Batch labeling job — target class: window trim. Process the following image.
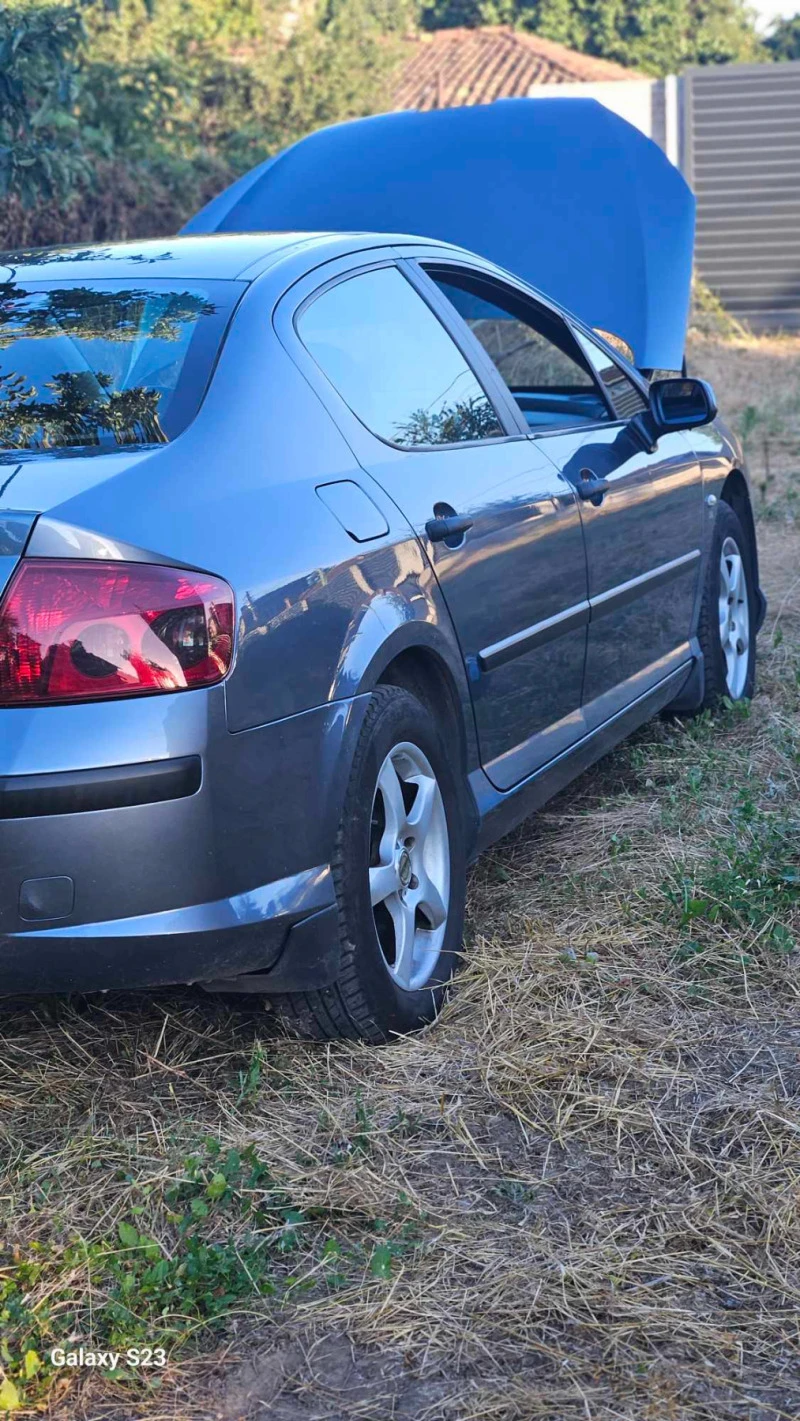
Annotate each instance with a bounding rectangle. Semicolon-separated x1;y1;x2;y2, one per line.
291;258;519;454
399;259;529;438
567;320;651;422
413;260;620;438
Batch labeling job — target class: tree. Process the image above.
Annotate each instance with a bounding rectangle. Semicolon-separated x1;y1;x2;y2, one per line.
420;0;763;76
82;0;411;172
764;13;800;59
0;0;411;237
0;3;90;203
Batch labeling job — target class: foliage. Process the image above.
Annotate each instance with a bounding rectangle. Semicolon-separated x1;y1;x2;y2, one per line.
689;275;749;341
0;2;91;203
396;394;501;444
81;0;403;169
0;0;407;243
764;12;800;60
665;772;800;960
420;0;764;76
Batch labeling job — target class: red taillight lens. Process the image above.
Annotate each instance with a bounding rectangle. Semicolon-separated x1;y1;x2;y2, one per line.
0;560;234;706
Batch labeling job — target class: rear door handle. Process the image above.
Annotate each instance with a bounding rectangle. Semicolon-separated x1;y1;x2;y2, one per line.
425;514;474;545
573;469;610;504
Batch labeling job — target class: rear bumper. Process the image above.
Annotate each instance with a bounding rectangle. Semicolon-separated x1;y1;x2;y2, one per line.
0;687;369;996
0;867;340;996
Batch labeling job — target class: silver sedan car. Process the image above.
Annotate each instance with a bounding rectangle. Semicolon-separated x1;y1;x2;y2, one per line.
0;232;764;1037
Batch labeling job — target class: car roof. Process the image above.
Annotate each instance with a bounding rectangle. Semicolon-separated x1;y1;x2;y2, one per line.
0;231;464;284
0;233;319;283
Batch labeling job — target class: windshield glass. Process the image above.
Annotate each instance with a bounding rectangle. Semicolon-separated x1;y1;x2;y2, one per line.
0;279;239;454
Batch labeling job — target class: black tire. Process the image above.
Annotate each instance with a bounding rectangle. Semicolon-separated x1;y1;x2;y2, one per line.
268;685;468;1042
695;500;757;711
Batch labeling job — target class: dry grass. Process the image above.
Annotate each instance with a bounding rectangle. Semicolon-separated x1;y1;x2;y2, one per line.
1;337;799;1420
687;332;800;520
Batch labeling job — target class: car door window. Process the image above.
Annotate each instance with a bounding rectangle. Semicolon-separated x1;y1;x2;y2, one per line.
572;328;649;421
296;265;504;448
427;269;610;431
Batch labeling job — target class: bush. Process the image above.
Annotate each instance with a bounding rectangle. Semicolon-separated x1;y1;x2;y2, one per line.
0;0;408;246
0;2;91;203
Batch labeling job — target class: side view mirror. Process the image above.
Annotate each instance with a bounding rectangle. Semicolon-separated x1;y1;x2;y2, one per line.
649;377;718;434
630;377;718;453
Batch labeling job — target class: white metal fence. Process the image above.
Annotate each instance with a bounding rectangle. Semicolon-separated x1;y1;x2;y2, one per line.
530;59;800;333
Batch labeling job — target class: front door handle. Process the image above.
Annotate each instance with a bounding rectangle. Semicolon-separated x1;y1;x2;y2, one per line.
573;469;610;505
425;514;474;545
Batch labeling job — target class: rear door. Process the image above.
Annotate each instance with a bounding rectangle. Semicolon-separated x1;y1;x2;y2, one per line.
423;263;702;728
278;254;590;789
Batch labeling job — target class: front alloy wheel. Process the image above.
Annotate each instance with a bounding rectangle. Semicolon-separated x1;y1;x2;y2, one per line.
718;534;750;699
687;498;757;712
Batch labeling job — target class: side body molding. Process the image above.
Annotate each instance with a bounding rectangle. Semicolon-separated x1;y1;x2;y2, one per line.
478;550;702;675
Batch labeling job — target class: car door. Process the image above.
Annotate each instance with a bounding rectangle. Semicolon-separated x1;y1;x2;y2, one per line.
561;327;704;724
280;255;590;789
423;263;703;730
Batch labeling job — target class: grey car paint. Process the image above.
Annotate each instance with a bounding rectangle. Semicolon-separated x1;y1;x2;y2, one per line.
273;248;591;792
0;232;764;996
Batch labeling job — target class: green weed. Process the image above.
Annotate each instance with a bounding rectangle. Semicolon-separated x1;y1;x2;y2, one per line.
664;790;799;960
0;1140;358;1407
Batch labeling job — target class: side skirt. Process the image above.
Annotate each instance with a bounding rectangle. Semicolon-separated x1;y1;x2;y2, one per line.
472;659;693;853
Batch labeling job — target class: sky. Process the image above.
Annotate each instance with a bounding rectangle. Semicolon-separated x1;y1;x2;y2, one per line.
752;0;796;31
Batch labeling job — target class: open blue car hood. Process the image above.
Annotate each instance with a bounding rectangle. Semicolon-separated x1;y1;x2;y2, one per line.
184;98;695;373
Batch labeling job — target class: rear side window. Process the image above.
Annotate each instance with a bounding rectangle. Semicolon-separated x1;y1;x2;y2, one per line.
0;279;239;454
296;266;503;447
428;269;610;431
572;328;649;420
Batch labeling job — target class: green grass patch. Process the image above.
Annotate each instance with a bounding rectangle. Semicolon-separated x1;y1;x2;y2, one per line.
0;1137;423;1409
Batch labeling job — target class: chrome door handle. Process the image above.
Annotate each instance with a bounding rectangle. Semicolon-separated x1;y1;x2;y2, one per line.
573;469;610;505
425;514;474;544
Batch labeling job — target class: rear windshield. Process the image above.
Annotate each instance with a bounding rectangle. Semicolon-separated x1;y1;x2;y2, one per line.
0;278;240;454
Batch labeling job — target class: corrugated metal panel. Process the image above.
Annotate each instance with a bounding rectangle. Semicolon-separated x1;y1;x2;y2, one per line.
685;60;800;332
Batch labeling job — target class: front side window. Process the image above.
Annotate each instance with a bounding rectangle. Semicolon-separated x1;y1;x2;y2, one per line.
296;265;503;448
428;269;610;432
572;328;648;421
0;279;239;454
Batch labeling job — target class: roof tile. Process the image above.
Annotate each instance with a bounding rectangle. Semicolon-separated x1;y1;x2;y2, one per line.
392;27;642;110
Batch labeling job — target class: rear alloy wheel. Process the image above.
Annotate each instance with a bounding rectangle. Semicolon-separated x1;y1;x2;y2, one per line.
271;685;467;1042
693;499;757;709
369;741;451;992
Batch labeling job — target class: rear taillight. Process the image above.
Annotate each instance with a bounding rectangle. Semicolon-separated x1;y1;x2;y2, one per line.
0;560;234;706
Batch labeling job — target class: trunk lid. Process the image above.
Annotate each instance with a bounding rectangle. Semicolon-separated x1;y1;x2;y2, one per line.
0;446;163;598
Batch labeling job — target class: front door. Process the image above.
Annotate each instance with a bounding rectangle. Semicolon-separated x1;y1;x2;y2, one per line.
286;258;590;789
544;328;703;726
422;263;703;734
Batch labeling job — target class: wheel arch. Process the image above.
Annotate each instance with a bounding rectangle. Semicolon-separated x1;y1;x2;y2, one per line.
720;468;755;555
720;467;766;631
377;644;467;769
370;633;481;856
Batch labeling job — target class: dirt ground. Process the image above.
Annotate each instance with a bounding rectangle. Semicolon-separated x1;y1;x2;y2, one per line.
0;336;798;1421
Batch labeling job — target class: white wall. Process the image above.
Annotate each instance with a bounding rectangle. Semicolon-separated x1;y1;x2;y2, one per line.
526;77;682;169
